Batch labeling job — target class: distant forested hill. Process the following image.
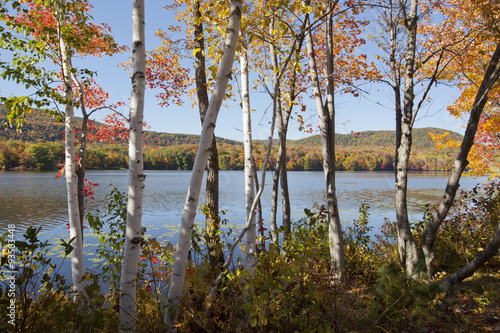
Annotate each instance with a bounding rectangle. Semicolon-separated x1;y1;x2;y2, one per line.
1;106;464;171
1;107;463;148
143;131;241;146
290;128;463;149
1;107;65;142
0;107;240;146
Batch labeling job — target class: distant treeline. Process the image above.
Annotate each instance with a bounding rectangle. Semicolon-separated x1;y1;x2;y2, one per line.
1;108;463;149
1;139;457;172
1;108;461;172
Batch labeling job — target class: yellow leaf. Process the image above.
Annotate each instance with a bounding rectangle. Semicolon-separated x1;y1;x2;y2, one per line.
193;48;201;56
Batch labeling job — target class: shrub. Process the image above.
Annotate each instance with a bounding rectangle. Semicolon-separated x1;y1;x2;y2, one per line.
433;180;500;274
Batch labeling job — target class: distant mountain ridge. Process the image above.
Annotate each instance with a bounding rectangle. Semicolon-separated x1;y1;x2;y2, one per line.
290;128;463;149
1;107;463;148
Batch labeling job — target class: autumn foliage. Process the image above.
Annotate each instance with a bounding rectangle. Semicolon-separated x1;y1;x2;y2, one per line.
423;0;500;176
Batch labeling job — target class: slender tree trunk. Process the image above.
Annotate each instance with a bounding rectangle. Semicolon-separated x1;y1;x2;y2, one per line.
394;0;419;275
251;155;264;250
422;40;500;278
270;136;291;241
385;0;402;177
268;19;292;241
280;144;291;234
304;3;346;279
165;1;242;329
209;81;278;300
269;15;281;244
240;37;256;276
192;0;224;269
58;14;84;298
270;159;281;244
395;123;419;274
324;2;345;279
119;0;146;331
76;104;89;238
280;41;304;238
76;118;87;234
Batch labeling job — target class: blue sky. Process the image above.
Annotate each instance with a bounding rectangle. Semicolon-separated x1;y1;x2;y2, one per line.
2;0;469;141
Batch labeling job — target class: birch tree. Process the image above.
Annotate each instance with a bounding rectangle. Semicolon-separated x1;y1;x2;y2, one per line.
422;23;500;277
267;10;293;242
376;0;448;275
240;34;257;276
393;0;420;275
119;0;146;331
57;12;84;296
253;0;307;243
1;0;125;296
374;0;500;276
165;0;242;328
303;0;346;279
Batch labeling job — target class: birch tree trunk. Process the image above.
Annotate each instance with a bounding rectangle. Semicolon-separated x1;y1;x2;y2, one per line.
422;40;500;278
394;0;419;275
269;31;283;243
192;0;224;269
324;2;345;279
383;0;403;178
119;0;146;331
304;2;346;279
240;37;256;276
268;18;292;242
58;14;84;298
165;1;242;329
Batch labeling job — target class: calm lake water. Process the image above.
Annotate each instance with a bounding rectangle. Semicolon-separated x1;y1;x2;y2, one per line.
0;170;487;241
0;170;488;278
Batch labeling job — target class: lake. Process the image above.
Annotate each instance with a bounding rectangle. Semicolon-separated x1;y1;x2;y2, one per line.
1;170;487;244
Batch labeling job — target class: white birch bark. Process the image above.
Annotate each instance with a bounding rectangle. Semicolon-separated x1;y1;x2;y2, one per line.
165;1;242;329
324;1;346;279
119;0;146;331
58;11;84;298
240;37;256;277
395;0;419;275
304;3;346;279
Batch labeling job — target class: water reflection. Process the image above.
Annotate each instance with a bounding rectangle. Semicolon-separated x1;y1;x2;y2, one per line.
0;170;487;241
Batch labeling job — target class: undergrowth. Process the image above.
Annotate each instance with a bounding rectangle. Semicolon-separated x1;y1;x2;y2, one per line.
1;181;499;332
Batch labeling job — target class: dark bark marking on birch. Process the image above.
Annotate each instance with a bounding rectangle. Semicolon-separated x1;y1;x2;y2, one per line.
132;71;145;81
133;40;143;49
